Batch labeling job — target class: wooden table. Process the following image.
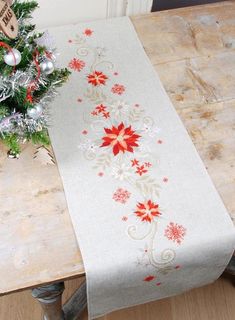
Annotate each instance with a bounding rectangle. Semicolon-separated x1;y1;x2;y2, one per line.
1;1;235;319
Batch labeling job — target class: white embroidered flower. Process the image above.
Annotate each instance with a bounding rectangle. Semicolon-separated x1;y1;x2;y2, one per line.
111;162;131;181
141;124;161;137
109;100;130;117
78;139;99;153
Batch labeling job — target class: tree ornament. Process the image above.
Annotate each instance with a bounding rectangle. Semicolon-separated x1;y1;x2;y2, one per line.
0;0;18;39
0;1;71;156
3;48;21;66
27;104;43;119
40;58;54;75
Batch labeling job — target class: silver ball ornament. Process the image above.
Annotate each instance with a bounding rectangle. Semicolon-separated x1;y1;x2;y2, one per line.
40;59;55;75
4;49;22;66
27;104;43;119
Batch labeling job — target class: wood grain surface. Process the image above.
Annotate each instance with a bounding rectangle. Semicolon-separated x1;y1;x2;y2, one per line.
0;276;235;320
0;1;234;294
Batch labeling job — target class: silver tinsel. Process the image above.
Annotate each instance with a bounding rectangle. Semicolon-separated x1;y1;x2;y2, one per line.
0;15;63;144
0;79;12;102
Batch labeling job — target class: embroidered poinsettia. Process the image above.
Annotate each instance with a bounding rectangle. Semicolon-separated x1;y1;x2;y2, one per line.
102;112;110;119
164;222;186;244
135;200;161;223
84;28;93;36
111;84;125;95
87;71;108;86
100;122;141;156
113;188;131;204
91;104;110;118
68;58;85;72
136;165;148;176
131;158;139;167
96;104;106;113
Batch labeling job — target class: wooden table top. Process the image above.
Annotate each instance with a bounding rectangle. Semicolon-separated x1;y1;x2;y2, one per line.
1;1;235;295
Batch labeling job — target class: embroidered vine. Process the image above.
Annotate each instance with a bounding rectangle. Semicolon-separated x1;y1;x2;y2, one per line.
68;28;187;285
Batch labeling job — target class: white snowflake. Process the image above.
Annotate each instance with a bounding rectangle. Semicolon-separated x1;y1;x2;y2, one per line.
111;162;131;181
109;100;130;118
78;139;99;153
141;123;161;137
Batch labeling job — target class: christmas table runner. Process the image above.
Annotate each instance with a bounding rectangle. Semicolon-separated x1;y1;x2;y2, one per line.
48;17;235;319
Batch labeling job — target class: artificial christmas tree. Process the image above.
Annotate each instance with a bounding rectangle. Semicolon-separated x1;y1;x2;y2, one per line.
0;0;70;157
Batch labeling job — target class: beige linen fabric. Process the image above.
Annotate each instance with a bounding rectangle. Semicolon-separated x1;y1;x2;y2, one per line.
48;17;235;319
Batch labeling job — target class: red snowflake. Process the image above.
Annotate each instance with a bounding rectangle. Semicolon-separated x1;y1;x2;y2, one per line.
111;84;125;95
98;172;104;177
84;28;93;36
136;165;148;176
87;71;108;86
164;222;186;244
101;122;141;156
143;275;155;282
82;130;88;135
135;200;161;223
157;139;163;144
91;110;98;116
156;282;162;286
113;188;131;204
68;58;85;72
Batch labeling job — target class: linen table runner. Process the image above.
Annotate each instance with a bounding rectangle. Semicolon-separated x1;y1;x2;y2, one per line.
48;17;235;319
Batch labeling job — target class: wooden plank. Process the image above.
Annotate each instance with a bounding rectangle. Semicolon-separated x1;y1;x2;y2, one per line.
0;143;85;294
0;1;234;294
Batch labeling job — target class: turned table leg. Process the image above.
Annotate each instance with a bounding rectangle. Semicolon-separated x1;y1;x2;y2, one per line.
226;254;235;276
32;282;65;320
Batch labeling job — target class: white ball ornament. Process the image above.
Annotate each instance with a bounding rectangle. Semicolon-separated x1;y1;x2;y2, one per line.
40;59;55;75
4;49;21;66
27;104;43;120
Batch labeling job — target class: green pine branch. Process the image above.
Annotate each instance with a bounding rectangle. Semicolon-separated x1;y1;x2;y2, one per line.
12;0;38;20
0;1;71;155
1;133;21;155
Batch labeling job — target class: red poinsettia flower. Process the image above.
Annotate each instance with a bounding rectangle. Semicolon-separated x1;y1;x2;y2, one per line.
102;112;110;119
131;158;139;167
95;104;106;113
68;58;85;72
87;71;108;86
136;165;148;176
84;28;93;36
143;275;155;282
100;122;141;156
135;200;161;223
